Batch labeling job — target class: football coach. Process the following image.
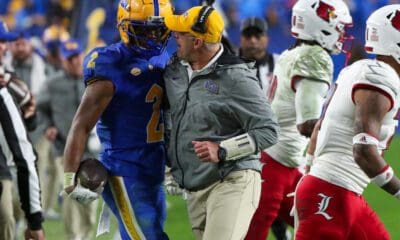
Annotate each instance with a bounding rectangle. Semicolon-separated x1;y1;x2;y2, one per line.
163;6;279;240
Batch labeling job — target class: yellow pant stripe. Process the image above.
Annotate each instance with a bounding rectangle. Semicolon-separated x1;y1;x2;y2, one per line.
110;176;146;240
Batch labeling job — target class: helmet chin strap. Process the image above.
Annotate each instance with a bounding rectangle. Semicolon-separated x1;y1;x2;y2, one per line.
340;34;354;66
343;49;352;66
121;24;170;58
128;38;168;59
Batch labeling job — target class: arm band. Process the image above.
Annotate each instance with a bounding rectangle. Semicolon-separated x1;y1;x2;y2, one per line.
64;172;76;189
220;133;256;161
352;133;379;147
305;153;314;166
370;165;394;187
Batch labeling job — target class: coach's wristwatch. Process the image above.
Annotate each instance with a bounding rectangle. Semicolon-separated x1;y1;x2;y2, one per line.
217;146;227;161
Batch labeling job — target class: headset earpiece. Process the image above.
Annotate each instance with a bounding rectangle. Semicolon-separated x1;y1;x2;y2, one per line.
191;6;214;34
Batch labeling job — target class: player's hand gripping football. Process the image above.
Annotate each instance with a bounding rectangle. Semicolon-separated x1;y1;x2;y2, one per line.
63;177;102;205
63;158;107;205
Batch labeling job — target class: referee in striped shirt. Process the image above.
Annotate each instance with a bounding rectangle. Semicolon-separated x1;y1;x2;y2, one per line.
0;21;44;240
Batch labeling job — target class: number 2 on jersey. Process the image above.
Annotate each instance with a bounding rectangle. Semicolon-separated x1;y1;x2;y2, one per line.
146;84;164;143
86;51;98;69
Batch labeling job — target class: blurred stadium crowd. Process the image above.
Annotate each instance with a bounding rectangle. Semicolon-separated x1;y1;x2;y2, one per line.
0;0;398;48
1;0;400;75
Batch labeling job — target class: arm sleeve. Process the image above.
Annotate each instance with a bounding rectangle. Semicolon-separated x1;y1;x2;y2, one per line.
351;61;399;111
0;88;43;230
295;78;329;124
229;68;279;152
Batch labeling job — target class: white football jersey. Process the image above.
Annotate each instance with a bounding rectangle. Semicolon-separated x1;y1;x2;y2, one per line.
266;44;333;167
311;59;400;194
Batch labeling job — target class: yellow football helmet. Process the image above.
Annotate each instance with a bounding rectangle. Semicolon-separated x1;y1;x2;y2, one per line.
117;0;173;57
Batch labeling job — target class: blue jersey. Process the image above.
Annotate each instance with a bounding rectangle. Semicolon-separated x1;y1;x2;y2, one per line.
83;42;169;179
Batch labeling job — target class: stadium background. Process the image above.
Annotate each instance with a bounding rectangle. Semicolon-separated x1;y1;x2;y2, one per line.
1;0;399;239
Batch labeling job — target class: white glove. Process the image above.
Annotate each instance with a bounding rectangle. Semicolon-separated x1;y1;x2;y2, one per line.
165;172;185;197
67;180;100;205
62;173;101;205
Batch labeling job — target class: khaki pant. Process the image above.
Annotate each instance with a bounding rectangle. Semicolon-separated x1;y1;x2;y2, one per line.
63;197;98;240
186;169;261;240
36;136;60;212
10;167;26;237
0;180;15;240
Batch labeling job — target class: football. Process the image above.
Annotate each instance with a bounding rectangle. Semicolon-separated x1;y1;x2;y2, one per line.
7;77;31;107
76;158;108;192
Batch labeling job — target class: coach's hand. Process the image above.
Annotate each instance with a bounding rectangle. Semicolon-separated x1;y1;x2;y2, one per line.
192;141;219;163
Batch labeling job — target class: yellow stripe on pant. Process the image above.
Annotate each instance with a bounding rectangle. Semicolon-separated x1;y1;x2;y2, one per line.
109;176;146;240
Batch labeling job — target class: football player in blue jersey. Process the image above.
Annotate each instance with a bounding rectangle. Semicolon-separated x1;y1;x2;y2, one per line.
62;0;173;239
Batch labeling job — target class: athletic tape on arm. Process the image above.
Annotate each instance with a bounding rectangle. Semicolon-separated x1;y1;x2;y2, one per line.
220;133;256;161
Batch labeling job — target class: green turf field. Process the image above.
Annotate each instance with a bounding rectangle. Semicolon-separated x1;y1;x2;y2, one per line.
42;138;400;240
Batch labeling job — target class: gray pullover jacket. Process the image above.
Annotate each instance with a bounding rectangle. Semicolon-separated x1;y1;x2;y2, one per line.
36;71;85;156
164;48;279;191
